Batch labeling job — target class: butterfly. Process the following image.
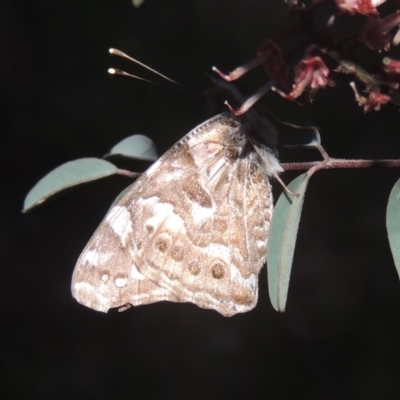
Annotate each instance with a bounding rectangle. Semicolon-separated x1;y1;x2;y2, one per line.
72;52;282;316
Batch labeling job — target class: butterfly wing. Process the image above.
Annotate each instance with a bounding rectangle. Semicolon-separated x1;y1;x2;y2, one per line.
71;203;180;312
72;113;275;316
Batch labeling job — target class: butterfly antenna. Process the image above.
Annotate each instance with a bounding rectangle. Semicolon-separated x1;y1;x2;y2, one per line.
108;68;154;84
109;48;181;86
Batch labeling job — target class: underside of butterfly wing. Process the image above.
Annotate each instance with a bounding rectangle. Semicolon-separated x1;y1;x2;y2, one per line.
72;113;277;316
71;206;180;312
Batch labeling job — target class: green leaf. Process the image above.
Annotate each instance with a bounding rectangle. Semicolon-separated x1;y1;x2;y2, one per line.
267;173;310;312
23;158;118;212
107;134;158;161
386;178;400;280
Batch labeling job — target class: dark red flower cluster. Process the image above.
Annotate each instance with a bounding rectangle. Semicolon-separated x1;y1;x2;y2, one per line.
212;0;400;114
273;56;330;100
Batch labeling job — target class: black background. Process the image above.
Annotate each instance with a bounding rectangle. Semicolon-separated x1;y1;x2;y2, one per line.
3;1;400;399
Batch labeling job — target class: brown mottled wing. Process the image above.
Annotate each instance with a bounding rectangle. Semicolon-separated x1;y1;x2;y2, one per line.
72;113;274;316
71;205;180;312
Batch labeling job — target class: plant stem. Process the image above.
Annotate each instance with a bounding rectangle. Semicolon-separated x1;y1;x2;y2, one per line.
282;159;400;171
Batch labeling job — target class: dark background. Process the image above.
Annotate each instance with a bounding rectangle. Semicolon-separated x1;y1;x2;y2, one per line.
3;1;400;399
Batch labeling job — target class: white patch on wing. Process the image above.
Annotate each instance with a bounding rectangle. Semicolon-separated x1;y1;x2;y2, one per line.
82;250;113;267
256;240;267;249
131;264;146;280
82;249;99;266
106;206;133;246
191;202;214;224
230;264;257;291
144;200;184;234
115;277;128;287
163;212;184;233
74;282;94;292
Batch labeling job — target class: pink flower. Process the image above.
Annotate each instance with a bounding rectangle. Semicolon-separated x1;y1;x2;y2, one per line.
382;57;400;77
212;40;289;89
334;0;386;15
274;56;330;100
350;82;391;112
361;11;400;51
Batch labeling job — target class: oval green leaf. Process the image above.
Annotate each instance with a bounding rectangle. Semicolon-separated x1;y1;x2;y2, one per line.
107;134;158;161
23;158;118;212
267;173;310;312
386;178;400;280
